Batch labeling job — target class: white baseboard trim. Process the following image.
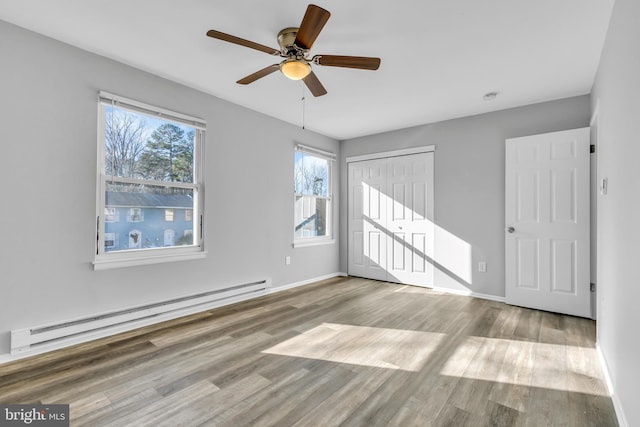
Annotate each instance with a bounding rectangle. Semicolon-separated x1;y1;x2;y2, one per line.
268;272;348;294
596;343;629;427
431;286;506;303
0;286;270;366
0;272;348;366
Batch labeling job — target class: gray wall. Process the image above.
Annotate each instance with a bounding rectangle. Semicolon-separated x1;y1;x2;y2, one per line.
0;21;340;356
340;96;591;298
591;0;640;424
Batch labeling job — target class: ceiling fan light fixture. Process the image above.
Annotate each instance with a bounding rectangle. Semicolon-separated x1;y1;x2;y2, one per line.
280;59;311;80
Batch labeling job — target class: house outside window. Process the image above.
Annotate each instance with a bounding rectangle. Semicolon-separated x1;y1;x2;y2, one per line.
103;194;195;252
95;92;206;270
294;144;335;246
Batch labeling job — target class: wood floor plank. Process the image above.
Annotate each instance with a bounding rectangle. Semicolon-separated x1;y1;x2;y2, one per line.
0;277;618;426
154;373;273;427
73;387;164;426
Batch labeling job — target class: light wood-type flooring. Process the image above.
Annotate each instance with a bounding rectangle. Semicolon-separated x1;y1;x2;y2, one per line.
0;277;618;426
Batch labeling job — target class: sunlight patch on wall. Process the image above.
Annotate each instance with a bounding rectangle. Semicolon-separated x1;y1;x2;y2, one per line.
434;224;473;284
263;323;446;372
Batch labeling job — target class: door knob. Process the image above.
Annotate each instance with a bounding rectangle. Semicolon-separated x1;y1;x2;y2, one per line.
506;226;515;233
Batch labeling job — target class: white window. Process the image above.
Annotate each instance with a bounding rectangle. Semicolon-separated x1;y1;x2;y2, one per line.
104;207;119;222
294;144;335;246
104;233;117;248
184;209;193;222
95;92;206;270
127;208;144;222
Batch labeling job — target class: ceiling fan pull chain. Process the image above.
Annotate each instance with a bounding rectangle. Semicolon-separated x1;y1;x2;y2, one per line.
301;84;306;130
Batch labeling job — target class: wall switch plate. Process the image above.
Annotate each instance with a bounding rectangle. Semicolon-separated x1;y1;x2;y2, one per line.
478;262;487;273
285;256;291;265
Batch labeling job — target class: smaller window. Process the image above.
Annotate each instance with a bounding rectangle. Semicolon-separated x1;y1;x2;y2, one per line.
128;208;143;222
294;145;335;246
105;207;119;222
164;209;174;222
184;209;193;222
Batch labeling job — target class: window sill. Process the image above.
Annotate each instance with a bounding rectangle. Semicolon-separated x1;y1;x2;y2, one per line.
293;239;336;248
94;250;207;270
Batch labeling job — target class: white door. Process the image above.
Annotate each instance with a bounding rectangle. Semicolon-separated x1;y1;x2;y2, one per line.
386;154;434;286
505;128;590;317
348;151;434;286
129;230;142;249
348;159;388;281
164;229;176;246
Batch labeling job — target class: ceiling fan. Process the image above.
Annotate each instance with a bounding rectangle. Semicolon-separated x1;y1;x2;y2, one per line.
206;4;381;97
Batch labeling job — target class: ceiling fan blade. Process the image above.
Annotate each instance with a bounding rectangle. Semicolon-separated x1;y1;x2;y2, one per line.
294;4;331;50
303;71;327;97
237;64;280;85
316;55;381;70
206;30;280;55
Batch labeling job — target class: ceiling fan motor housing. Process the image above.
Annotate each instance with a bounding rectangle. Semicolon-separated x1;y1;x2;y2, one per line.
277;27;301;52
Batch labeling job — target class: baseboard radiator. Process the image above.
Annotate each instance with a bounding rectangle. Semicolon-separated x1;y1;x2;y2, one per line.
10;279;270;355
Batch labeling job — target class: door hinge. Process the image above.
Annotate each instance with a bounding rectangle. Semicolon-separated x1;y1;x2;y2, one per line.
590;144;596;154
590;283;596;292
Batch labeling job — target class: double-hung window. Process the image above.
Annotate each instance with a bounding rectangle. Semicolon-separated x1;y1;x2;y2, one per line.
94;92;206;269
294;144;335;246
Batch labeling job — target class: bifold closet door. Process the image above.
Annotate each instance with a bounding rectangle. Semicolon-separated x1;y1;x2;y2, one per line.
348;158;388;281
348;152;434;286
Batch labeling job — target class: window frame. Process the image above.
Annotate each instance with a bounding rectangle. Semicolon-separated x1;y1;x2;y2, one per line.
293;144;335;247
94;92;207;270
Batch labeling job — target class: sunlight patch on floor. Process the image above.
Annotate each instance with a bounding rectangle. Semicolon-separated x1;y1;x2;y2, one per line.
263;323;446;372
440;336;608;396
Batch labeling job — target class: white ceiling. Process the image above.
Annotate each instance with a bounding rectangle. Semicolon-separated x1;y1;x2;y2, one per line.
0;0;614;140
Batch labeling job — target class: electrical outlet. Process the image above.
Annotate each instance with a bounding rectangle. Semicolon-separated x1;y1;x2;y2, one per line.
478;262;487;273
600;177;608;195
285;256;291;265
